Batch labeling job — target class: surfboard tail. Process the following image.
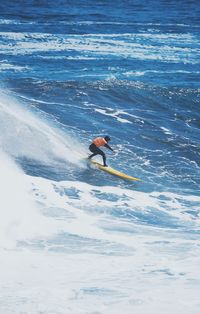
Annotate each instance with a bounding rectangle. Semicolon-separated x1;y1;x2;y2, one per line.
90;160;141;181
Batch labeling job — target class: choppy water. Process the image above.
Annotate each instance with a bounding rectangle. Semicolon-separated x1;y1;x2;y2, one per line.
0;1;200;313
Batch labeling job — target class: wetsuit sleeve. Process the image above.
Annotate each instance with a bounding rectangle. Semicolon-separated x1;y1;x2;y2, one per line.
104;143;114;151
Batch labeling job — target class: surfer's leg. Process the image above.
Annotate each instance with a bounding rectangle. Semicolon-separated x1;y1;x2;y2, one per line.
98;149;107;167
88;153;97;159
102;154;107;167
88;145;107;166
88;144;98;160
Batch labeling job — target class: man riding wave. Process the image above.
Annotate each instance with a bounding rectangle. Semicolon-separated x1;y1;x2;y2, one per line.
88;136;114;167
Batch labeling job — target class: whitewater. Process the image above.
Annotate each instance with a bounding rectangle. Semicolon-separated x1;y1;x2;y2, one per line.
0;0;200;313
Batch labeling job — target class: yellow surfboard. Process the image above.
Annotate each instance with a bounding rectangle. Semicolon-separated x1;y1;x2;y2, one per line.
90;160;141;181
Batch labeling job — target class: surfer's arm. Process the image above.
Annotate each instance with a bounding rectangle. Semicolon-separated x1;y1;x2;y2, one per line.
104;143;114;151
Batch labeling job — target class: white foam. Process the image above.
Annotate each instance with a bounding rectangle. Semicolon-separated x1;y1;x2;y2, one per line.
1;171;199;312
0;138;199;313
0;245;199;314
0;150;56;248
124;70;200;77
0;19;36;25
0;31;198;64
30;175;200;236
0;62;29;72
95;108;132;124
160;127;173;135
0;91;86;166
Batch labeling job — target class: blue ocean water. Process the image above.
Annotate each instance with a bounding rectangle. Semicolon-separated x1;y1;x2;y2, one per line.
0;1;200;313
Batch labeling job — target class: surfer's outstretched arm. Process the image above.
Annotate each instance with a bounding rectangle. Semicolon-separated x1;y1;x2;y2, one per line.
104;143;114;152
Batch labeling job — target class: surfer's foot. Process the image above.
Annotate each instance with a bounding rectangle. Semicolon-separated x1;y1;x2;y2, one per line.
103;164;108;167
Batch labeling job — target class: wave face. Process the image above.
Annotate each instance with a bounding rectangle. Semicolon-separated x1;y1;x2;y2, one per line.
0;1;200;313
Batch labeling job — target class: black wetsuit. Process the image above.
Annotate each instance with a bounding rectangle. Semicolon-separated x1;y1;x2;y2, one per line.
88;143;113;166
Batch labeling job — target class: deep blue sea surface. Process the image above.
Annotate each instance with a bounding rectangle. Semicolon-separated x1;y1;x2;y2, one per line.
0;1;200;313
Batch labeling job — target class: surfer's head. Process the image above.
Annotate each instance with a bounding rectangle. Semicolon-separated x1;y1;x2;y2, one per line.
104;136;111;142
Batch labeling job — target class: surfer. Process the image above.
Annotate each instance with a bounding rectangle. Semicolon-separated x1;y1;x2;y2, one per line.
88;136;114;167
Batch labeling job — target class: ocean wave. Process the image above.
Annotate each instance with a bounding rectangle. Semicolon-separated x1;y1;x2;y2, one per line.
0;61;29;72
0;18;37;25
0;31;199;64
0;91;85;166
